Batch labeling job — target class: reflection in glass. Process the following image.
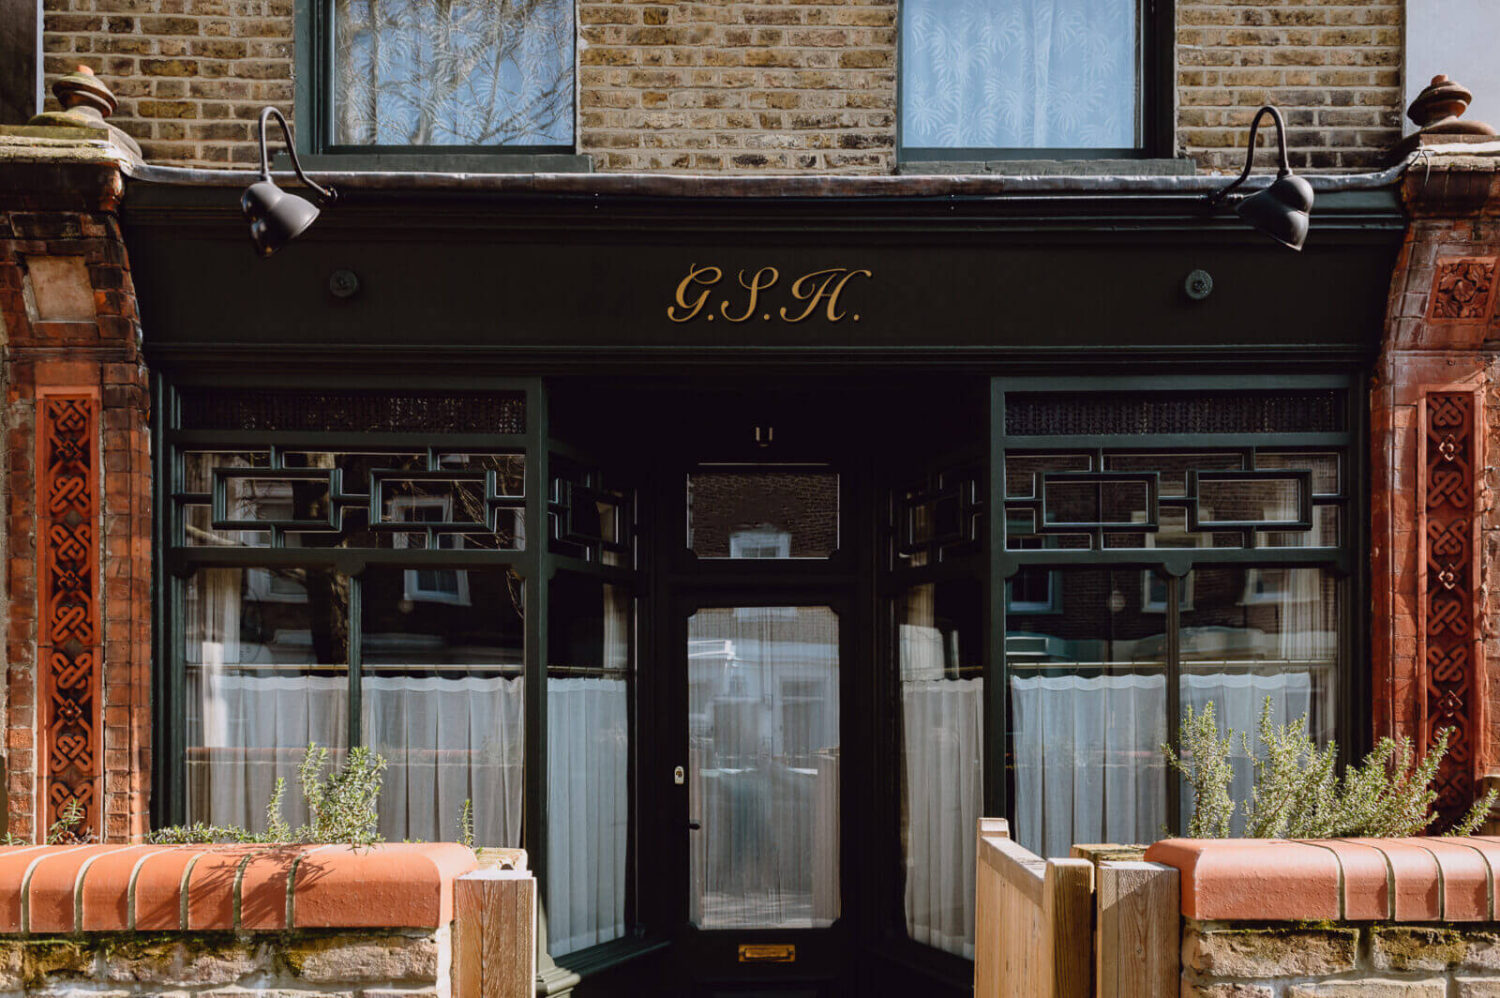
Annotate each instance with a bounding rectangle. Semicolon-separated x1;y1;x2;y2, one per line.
547;575;632;957
1004;454;1090;498
359;567;524;848
688;471;838;559
1178;567;1338;835
688;606;840;929
1008;569;1167;859
333;0;574;146
1104;452;1243;497
185;567;350;831
899;581;982;957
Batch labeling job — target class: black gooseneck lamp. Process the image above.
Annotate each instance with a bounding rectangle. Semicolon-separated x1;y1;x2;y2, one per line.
1206;105;1314;251
242;107;337;257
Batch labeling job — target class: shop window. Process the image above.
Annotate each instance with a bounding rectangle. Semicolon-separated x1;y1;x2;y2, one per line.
998;382;1356;860
309;0;574;149
900;0;1150;158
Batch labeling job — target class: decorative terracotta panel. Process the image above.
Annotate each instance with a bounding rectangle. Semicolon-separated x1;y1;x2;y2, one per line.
37;394;100;840
1420;391;1480;822
1429;258;1497;322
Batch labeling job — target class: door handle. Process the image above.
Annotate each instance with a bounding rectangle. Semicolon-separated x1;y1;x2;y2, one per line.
688;819;702;831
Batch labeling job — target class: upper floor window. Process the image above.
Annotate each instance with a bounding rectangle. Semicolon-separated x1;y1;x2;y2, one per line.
900;0;1144;156
322;0;574;148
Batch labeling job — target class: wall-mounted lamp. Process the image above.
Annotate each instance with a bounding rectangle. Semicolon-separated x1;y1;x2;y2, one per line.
241;107;337;257
1206;105;1314;251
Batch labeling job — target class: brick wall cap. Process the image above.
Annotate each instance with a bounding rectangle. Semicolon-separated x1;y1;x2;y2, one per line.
0;843;478;933
1145;837;1500;923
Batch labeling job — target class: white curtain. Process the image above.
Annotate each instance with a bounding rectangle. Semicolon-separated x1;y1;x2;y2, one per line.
1181;671;1315;837
688;607;840;930
901;677;983;958
546;678;628;957
362;674;524;846
187;568;350;830
901;0;1138;149
1011;673;1167;860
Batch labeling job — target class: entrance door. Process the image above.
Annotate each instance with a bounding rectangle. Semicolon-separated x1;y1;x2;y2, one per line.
674;595;850;997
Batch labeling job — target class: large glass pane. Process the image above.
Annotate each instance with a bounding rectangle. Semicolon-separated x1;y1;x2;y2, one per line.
1179;566;1339;835
899;580;982;958
185;567;350;831
688;606;840;929
1007;568;1167;859
687;470;839;559
359;567;524;847
901;0;1139;150
333;0;574;145
547;575;632;957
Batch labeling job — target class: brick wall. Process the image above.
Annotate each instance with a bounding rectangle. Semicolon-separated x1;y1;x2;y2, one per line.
0;161;153;842
1184;921;1500;997
1178;0;1403;171
577;0;896;173
38;0;1408;173
1370;156;1500;812
40;0;294;167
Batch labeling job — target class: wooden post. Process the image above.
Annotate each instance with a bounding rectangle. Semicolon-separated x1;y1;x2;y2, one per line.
453;869;536;998
1095;861;1179;998
1046;858;1094;998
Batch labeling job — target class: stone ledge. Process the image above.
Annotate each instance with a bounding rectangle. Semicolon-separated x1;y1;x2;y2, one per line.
1146;837;1500;921
0;843;479;934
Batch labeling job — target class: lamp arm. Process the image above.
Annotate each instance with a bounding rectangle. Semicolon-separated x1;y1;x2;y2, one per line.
1206;105;1289;207
256;106;337;204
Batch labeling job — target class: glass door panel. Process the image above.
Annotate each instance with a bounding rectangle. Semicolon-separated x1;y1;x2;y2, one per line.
687;605;840;929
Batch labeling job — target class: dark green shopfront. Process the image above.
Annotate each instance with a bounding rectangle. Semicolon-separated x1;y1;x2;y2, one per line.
124;176;1401;997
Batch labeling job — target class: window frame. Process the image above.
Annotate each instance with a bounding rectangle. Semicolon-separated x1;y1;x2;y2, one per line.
294;0;579;156
895;0;1177;162
990;373;1368;843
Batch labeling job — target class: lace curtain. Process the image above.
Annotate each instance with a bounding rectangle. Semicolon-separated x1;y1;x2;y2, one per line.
546;584;631;958
185;568;525;846
898;585;983;959
688;607;841;930
333;0;573;145
901;0;1139;149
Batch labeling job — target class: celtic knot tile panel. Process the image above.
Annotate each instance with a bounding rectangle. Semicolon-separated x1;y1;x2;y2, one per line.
1421;392;1478;822
38;396;99;841
1429;258;1497;322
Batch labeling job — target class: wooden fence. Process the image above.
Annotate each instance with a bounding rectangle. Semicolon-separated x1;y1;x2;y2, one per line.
974;819;1179;998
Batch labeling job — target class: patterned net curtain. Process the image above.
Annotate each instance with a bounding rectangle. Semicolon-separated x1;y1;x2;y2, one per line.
901;0;1139;149
333;0;573;145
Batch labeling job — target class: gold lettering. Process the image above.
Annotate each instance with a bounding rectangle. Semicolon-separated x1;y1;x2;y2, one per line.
777;267;873;323
720;267;780;322
667;264;722;322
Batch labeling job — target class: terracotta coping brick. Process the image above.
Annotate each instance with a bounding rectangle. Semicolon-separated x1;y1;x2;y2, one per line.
1145;837;1500;922
291;843;480;929
0;843;478;933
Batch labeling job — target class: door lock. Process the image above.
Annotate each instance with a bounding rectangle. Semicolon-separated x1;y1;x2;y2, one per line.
673;765;685;785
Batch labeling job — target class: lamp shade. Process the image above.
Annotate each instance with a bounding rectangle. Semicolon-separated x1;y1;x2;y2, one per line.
1233;170;1314;251
242;179;320;258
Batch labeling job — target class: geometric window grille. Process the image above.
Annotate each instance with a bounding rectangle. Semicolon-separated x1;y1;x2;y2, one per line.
179;450;525;548
895;461;983;566
549;457;633;566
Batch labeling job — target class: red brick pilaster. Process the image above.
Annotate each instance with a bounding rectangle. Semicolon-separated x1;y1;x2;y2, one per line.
1372;158;1500;822
0;162;152;842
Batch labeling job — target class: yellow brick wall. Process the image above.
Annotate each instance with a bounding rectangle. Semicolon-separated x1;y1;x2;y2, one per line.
40;0;1405;172
577;0;897;173
1177;0;1404;171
